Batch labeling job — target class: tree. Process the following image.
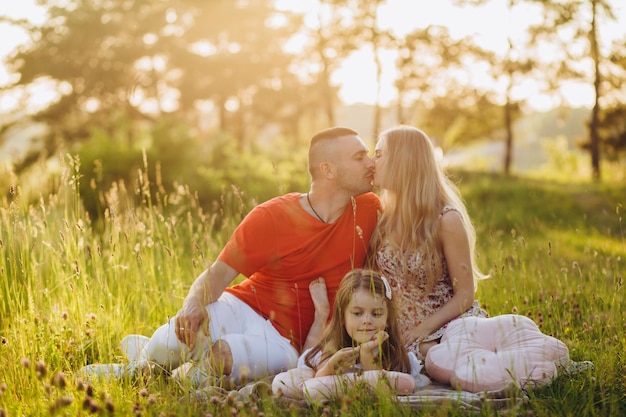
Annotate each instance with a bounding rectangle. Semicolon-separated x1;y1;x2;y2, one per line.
3;0;303;162
346;0;395;137
449;0;535;175
527;0;618;181
165;0;302;148
595;36;626;163
287;0;363;127
394;26;464;128
416;84;504;152
488;33;533;176
393;25;501;150
6;1;171;146
598;105;626;160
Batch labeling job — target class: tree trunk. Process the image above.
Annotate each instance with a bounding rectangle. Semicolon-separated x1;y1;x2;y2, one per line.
217;97;227;132
503;52;515;176
503;100;513;176
372;45;383;138
589;0;601;181
317;27;335;127
396;91;405;124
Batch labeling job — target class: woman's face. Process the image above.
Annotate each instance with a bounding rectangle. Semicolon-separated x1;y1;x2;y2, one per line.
372;136;387;189
343;288;388;344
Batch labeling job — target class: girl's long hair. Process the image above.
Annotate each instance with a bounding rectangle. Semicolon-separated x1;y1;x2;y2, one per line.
369;125;488;292
304;269;411;373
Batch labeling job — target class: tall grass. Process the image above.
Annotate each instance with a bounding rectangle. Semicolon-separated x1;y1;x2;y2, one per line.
0;157;624;416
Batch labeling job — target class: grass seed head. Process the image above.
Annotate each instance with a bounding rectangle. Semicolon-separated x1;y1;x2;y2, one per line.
35;360;47;378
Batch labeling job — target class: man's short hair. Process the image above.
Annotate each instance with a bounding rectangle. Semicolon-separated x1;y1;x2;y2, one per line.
310;127;359;147
308;127;359;179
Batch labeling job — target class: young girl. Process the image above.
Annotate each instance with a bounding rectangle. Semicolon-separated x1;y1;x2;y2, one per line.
370;125;489;360
272;269;429;402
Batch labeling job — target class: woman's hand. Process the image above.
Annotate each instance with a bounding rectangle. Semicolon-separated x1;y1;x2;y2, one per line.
402;325;430;347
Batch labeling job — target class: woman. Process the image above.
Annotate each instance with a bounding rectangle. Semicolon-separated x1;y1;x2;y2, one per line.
370;125;489;360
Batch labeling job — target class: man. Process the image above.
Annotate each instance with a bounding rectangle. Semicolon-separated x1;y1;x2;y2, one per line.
122;127;379;385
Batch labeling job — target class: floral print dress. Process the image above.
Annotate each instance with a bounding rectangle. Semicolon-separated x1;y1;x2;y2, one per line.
375;206;488;359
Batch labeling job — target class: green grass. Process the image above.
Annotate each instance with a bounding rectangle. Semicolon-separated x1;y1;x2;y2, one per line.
0;161;624;416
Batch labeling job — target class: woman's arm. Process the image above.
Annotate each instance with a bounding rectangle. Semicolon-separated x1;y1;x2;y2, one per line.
404;210;476;344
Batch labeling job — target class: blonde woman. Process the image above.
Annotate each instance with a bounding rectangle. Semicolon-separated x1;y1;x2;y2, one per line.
370;125;489;360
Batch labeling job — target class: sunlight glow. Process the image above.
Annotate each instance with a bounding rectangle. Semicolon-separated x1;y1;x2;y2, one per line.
281;0;625;110
0;0;625;114
84;98;100;113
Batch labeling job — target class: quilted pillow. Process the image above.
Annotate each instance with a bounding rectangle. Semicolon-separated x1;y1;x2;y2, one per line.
425;314;569;393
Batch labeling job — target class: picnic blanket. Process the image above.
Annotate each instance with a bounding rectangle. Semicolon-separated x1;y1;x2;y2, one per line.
189;378;526;414
397;383;527;413
225;360;591;414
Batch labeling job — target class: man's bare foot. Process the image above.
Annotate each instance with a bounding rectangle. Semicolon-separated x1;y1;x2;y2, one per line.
309;277;330;319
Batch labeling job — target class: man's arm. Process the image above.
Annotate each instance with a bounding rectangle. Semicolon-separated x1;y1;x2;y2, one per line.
175;260;239;348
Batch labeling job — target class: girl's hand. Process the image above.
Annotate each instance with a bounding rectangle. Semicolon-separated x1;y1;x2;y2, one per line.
323;347;361;375
359;331;389;370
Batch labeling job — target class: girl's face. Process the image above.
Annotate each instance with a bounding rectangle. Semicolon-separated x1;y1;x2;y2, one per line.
372;136;387;189
343;288;388;344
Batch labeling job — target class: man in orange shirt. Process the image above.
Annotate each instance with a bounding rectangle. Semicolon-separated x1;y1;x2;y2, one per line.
135;127;381;386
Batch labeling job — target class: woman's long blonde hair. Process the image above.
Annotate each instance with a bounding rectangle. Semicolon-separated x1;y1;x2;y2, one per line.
369;125;487;291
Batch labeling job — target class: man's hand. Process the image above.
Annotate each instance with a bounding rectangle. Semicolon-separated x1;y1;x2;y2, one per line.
174;296;209;349
173;261;238;349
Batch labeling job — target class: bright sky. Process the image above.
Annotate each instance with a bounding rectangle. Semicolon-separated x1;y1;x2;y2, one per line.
333;0;625;110
1;0;625;113
0;0;47;113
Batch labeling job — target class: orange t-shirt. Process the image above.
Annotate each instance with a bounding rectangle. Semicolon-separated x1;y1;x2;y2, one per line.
221;192;381;352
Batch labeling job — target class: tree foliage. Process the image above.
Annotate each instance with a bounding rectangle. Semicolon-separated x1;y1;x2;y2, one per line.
76;117;309;223
2;0;624;192
6;0;304;150
525;0;619;180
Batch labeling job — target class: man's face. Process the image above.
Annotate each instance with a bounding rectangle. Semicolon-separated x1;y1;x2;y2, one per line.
332;135;375;196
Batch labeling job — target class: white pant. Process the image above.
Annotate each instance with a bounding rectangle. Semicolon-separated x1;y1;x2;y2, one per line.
142;293;298;381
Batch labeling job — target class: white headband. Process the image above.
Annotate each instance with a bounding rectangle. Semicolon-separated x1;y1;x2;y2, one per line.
380;275;392;300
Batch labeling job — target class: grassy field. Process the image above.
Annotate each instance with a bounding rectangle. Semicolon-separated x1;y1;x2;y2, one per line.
0;162;624;416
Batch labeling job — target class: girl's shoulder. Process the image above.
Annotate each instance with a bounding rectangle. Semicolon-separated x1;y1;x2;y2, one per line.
297;347;325;369
297;347;315;369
